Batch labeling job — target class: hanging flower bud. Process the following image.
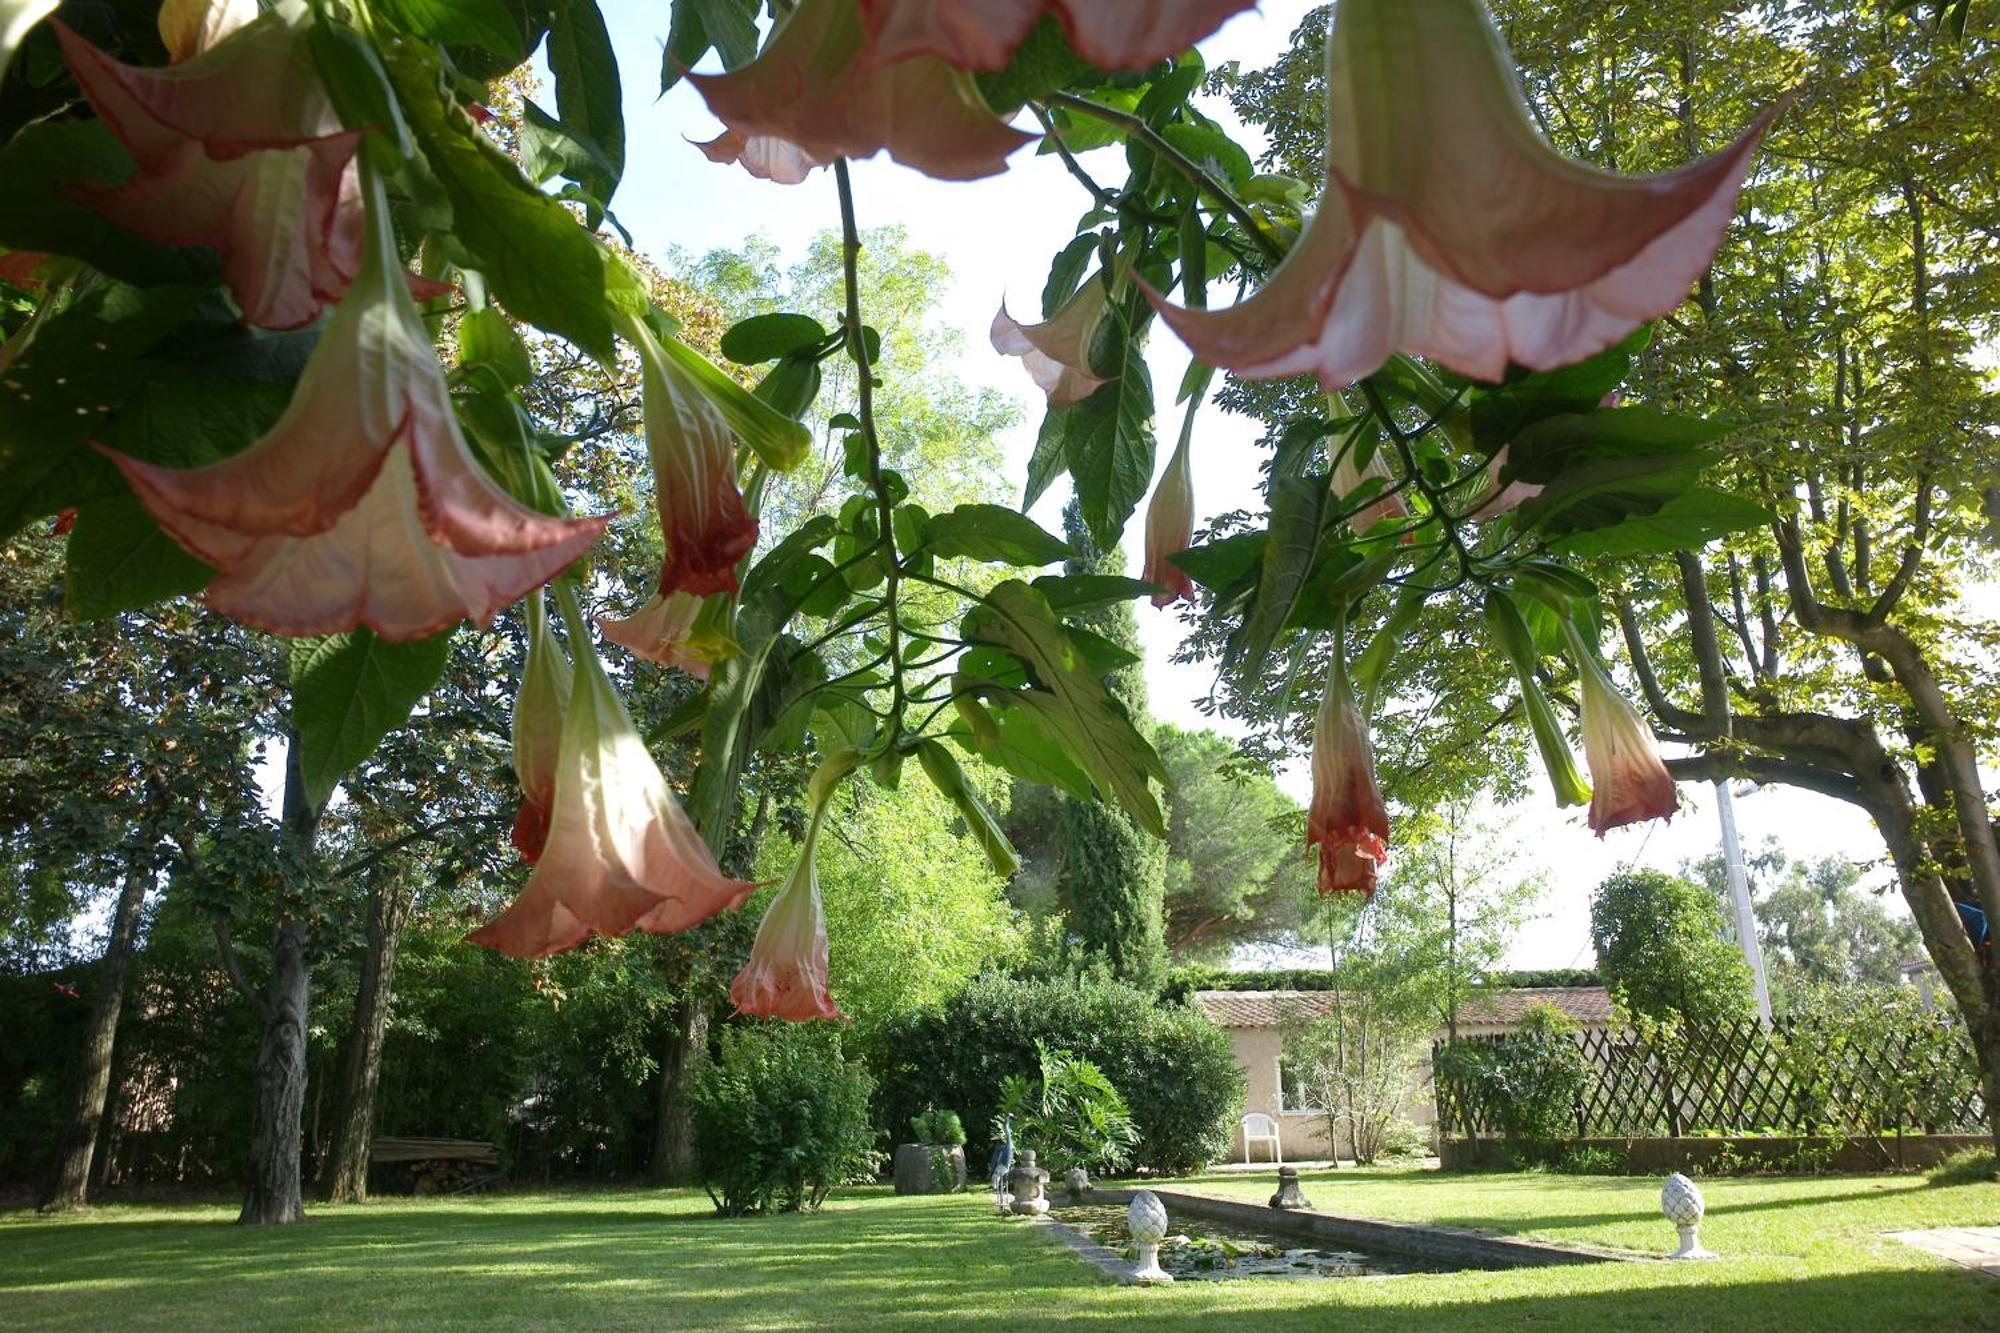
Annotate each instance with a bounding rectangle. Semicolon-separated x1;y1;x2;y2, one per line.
1150;0;1787;389
597;590;739;678
1466;444;1544;520
1142;425;1196;608
730;750;860;1021
55;15;366;330
690;0;1034;183
858;0;1258;73
1332;435;1408;534
104;162;608;641
510;590;569;864
1563;623;1678;834
156;0;259;60
622;312;759;599
991;276;1111;407
471;592;761;957
1307;644;1389;895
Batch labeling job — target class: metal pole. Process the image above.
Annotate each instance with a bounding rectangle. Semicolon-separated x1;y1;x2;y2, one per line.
1714;779;1773;1025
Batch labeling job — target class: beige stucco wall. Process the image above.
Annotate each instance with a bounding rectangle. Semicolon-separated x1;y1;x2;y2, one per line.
1222;1026;1439;1162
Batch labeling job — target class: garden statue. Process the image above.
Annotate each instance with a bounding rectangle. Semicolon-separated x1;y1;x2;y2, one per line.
1064;1167;1090;1203
1006;1150;1049;1217
1125;1191;1173;1285
1269;1165;1313;1211
1661;1173;1716;1260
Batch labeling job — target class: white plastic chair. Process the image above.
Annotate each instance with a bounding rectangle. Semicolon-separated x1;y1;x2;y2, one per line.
1240;1112;1282;1164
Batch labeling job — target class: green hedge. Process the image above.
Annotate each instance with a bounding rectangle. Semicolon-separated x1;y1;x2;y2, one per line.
871;975;1243;1175
1161;965;1601;1001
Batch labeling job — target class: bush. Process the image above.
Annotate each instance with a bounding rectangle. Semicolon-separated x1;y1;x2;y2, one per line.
995;1045;1138;1174
691;1023;876;1216
910;1109;965;1146
871;974;1243;1174
1435;1002;1589;1158
1927;1147;1997;1187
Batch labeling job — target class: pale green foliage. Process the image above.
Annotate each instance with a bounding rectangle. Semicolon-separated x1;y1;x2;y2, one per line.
1591;869;1758;1028
752;769;1023;1033
994;1043;1138;1175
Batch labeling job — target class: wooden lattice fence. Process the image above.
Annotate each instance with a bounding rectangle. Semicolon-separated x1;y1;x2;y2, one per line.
1434;1015;1987;1140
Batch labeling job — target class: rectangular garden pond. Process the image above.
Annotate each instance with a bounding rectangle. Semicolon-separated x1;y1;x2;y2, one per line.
1041;1186;1641;1282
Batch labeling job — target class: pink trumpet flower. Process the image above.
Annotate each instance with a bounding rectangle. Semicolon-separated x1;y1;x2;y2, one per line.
598;590;732;678
510;590;569;864
730;752;857;1021
1332;438;1407;534
858;0;1258;72
990;277;1110;407
694;129;829;185
1151;0;1787;388
471;596;761;958
1307;648;1389;896
690;0;1035;182
1564;625;1679;834
1142;427;1196;608
623;314;759;599
105;165;607;641
55;15;366;330
1466;444;1543;519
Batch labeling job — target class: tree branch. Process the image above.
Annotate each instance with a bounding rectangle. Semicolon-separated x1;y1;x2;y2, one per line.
211;917;269;1021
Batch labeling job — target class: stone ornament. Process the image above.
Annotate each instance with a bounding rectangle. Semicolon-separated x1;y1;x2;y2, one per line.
1125;1189;1174;1285
1661;1172;1716;1260
1007;1149;1049;1217
1065;1166;1090;1202
1269;1164;1313;1211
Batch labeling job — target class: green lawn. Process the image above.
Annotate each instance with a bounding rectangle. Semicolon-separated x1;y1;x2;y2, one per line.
1;1168;1995;1330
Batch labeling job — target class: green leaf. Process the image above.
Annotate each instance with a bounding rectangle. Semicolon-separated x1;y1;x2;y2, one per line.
922;504;1072;566
1067;326;1155;548
547;0;624;213
518;99;616;191
964;581;1167;835
387;41;618;359
1160;124;1253;189
916;739;1020;878
0;283;213;542
458;307;535;386
721;312;828;364
1554;488;1775;558
1030;573;1155;613
374;0;523;58
1504;407;1733;483
0;121;218;287
1469;327;1650;449
948;690;1095;801
1513;452;1712;536
975;13;1091;112
655;332;812;471
752;354;821;419
288;628;454;809
63;493;213;619
1023;405;1074;510
1172;531;1266;593
1237;473;1323;678
308;19;414;167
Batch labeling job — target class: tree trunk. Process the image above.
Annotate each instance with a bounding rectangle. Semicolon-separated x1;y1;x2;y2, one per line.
240;917;311;1225
41;865;153;1211
239;741;321;1226
651;997;709;1185
319;878;411;1204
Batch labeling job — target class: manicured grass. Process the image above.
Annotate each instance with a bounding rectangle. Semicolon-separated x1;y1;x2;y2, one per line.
1;1168;1995;1330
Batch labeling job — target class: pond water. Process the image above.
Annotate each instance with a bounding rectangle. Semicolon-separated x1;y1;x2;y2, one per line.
1048;1203;1447;1282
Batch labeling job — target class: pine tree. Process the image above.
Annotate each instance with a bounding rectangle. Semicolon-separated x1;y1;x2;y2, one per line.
1056;501;1167;989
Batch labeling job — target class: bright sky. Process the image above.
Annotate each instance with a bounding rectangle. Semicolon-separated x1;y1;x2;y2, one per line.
575;0;1901;972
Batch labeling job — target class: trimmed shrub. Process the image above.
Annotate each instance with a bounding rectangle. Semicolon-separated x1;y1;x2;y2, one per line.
871;974;1242;1174
691;1023;876;1215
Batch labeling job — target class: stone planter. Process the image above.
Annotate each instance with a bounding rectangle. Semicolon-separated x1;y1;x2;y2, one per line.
892;1143;967;1194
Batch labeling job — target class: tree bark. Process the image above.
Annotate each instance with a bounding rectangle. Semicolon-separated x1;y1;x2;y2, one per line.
650;997;709;1185
41;864;153;1211
238;742;321;1226
318;877;412;1204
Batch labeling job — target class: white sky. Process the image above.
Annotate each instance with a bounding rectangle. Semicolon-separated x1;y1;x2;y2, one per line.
566;0;1901;971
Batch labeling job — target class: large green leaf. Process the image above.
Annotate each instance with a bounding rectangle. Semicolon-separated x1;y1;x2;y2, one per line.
0;283;211;542
63;494;213;619
660;0;761;92
547;0;624;214
1030;573;1155;613
720;312;827;364
1554;488;1775;558
963;581;1167;835
1469;327;1651;450
1237;473;1323;677
948;690;1095;801
922;504;1071;566
375;0;523;59
1514;452;1713;536
1172;531;1266;594
388;41;618;359
289;629;455;808
1023;405;1073;510
1504;407;1732;483
1067;324;1156;548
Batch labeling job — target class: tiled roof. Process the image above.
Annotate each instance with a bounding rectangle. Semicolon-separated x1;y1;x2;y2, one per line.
1192;986;1615;1032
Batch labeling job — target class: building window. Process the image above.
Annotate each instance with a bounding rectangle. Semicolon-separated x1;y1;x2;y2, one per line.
1275;1059;1327;1115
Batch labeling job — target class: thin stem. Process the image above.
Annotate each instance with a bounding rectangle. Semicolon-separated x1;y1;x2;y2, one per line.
833;159;906;742
1045;90;1286;267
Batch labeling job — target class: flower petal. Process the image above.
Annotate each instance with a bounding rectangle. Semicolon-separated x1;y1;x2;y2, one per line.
473;638;760;957
1150;0;1786;388
1569;631;1678;834
1141;431;1195;608
991;278;1110;406
511;590;569;864
859;0;1257;72
690;0;1035;182
693;129;828;185
156;0;261;61
597;592;727;678
730;859;844;1022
